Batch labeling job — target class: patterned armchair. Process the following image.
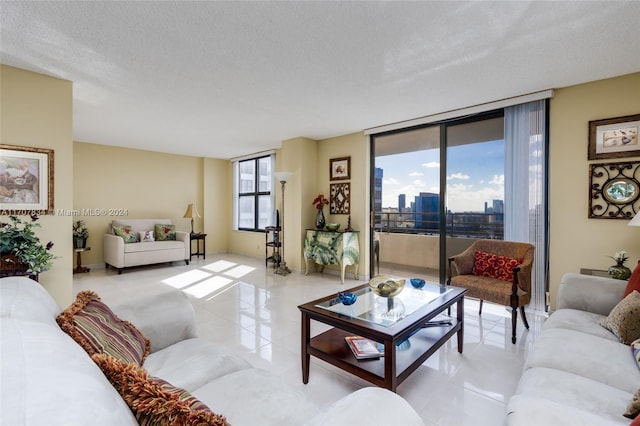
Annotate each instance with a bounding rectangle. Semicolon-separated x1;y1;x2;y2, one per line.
447;239;535;344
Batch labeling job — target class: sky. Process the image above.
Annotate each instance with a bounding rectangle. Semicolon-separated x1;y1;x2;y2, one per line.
377;140;504;213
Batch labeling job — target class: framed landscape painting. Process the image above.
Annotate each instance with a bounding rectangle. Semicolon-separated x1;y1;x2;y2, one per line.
0;144;54;214
589;114;640;160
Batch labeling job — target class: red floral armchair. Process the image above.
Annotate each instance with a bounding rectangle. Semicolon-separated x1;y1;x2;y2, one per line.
447;239;535;344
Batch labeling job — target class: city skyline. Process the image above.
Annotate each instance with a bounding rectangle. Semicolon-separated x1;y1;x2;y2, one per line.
376;139;505;213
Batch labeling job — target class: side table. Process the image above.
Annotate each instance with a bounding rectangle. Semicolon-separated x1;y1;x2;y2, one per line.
73;247;91;274
190;233;207;259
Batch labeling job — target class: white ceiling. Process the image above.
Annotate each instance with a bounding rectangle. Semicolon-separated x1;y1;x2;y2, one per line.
2;1;639;159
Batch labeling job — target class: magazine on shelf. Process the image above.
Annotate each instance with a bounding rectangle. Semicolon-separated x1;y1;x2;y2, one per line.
345;335;384;360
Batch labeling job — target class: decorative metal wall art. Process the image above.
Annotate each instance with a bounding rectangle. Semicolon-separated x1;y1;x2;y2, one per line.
589;161;640;219
330;182;350;214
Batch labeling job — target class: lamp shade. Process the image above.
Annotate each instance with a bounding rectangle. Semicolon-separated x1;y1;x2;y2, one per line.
274;171;294;183
183;203;200;219
629;211;640;227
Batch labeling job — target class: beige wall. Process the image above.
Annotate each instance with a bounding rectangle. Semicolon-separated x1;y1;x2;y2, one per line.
549;72;640;308
73;142;211;266
1;65;74;306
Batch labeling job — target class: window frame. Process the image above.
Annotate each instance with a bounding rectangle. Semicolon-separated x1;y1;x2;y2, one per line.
235;154;274;232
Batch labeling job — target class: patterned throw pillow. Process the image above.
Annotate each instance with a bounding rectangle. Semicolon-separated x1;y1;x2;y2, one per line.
138;230;155;242
56;291;150;365
472;251;523;281
632;338;640;370
624;388;640;420
92;354;228;426
600;290;640;345
113;225;139;243
155;224;176;241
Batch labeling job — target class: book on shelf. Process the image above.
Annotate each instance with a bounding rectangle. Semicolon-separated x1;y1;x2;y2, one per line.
345;335;384;360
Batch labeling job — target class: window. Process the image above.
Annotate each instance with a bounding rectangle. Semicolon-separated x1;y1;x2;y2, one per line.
235;155;273;231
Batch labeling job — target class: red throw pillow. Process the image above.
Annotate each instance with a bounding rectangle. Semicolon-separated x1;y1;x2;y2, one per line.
472;250;523;281
624;260;640;298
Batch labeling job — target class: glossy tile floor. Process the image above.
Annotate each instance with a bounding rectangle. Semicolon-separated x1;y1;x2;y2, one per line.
74;253;547;426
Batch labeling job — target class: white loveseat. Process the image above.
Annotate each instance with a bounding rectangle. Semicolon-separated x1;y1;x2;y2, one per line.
0;276;425;426
104;219;190;273
507;273;640;425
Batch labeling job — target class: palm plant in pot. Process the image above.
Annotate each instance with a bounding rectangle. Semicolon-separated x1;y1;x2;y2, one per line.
0;214;55;279
73;220;89;249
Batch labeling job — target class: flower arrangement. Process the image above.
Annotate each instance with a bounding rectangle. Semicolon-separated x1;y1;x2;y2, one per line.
73;220;89;239
610;250;629;265
312;194;329;210
0;214;55;274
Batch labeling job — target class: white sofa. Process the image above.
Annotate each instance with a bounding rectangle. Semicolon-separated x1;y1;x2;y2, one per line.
507;273;640;425
0;276;425;426
104;219;190;273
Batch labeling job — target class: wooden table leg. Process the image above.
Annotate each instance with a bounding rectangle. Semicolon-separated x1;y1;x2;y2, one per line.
301;312;310;384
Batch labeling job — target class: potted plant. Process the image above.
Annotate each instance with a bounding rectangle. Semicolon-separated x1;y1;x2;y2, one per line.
0;214;55;279
73;220;89;249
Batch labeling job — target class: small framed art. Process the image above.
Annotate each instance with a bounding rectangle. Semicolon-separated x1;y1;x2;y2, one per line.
588;114;640;160
0;144;54;214
330;157;350;181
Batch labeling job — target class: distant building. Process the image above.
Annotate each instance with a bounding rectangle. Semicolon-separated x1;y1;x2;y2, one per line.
414;192;439;231
493;199;504;214
398;194;406;214
374;168;383;224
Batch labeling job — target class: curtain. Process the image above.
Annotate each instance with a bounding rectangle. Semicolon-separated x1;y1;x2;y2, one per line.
504;100;548;311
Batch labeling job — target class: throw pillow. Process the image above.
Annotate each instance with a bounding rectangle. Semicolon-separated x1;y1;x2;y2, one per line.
600;290;640;345
624;388;640;419
92;354;228;426
624;260;640;298
113;225;139;243
56;291;150;365
138;230;155;242
155;224;176;241
472;251;523;281
632;338;640;370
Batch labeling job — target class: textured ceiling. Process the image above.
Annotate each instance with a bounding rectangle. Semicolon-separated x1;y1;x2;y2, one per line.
1;1;639;159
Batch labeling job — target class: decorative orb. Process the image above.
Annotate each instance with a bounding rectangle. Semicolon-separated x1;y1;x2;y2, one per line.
369;275;406;298
338;291;357;305
325;223;340;231
410;278;426;289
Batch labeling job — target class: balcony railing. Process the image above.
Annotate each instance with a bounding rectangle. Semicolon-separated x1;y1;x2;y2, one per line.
374;211;504;240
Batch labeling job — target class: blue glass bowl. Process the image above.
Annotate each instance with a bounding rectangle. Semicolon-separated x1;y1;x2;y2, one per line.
338;291;357;305
410;278;426;289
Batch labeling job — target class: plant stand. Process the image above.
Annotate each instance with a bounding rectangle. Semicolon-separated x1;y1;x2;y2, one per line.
73;247;91;274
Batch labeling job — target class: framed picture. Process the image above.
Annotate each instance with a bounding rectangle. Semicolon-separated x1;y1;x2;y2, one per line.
0;144;54;214
589;161;640;219
330;156;350;180
589;114;640;160
330;182;350;214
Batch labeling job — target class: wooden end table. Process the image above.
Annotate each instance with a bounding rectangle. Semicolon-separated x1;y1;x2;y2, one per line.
189;233;207;259
73;247;91;274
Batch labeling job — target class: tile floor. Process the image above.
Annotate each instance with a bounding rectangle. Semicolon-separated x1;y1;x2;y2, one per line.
74;253;547;426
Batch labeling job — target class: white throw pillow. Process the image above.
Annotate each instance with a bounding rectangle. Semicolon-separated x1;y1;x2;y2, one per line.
139;230;155;242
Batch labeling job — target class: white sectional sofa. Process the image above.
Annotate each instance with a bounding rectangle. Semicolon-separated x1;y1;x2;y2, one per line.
507;273;640;425
103;218;190;273
0;276;425;426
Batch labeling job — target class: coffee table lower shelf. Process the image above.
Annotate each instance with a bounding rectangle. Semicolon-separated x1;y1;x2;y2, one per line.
306;320;462;391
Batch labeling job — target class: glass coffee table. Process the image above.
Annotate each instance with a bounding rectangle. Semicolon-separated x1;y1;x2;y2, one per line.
298;281;466;392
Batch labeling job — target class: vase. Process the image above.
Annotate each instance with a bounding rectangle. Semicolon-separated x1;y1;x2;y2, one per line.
74;237;87;249
315;209;326;230
608;261;632;280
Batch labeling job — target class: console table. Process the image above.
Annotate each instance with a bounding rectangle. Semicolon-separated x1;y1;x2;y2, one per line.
303;229;359;284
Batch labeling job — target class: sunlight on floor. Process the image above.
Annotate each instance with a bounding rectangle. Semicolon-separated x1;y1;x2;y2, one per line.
162;269;211;289
162;260;256;299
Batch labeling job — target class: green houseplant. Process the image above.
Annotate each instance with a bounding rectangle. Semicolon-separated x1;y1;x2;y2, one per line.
73;220;89;249
0;214;55;277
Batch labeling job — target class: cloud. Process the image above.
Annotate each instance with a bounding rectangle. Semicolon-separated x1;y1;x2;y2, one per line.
490;174;504;185
447;173;470;181
383;177;400;185
422;161;440;168
409;171;424;177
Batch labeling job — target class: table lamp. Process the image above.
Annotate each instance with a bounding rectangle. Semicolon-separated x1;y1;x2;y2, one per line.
629;211;640;228
183;203;200;234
